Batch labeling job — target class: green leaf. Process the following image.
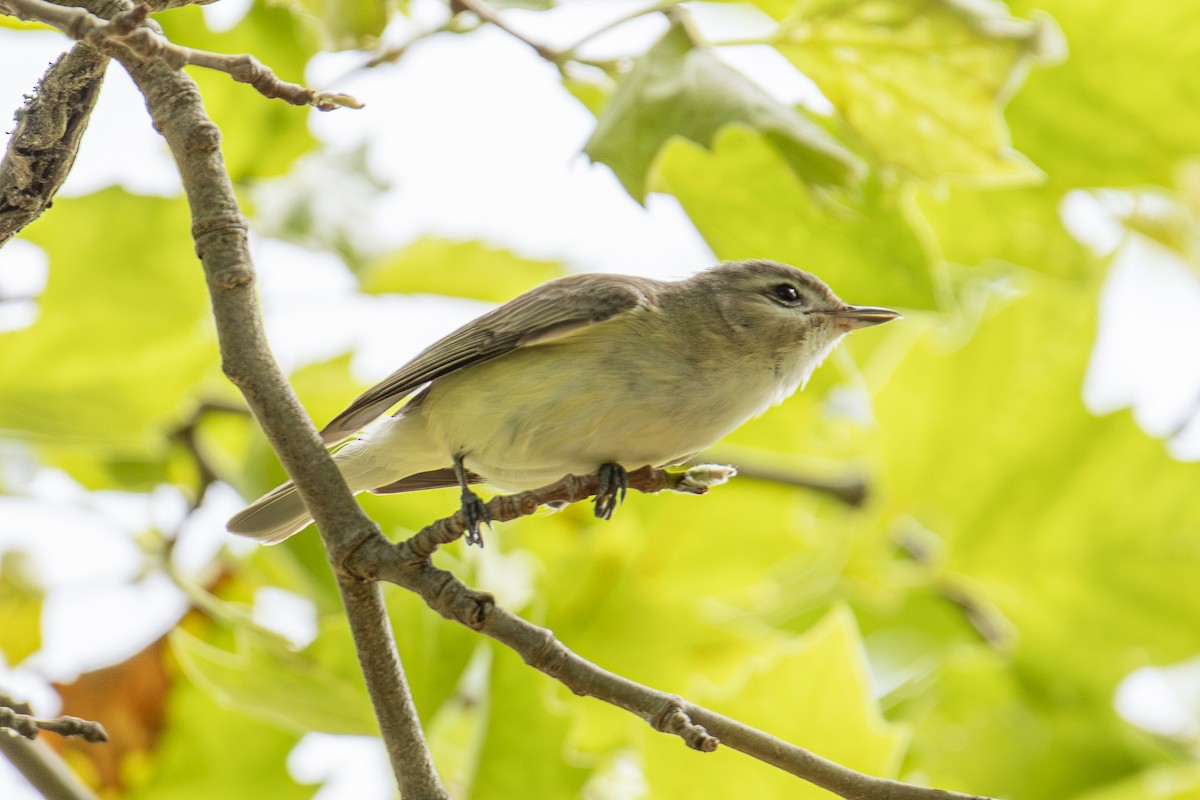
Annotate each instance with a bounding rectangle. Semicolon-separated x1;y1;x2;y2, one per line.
383;585;481;726
744;0;797;20
656;126;939;309
490;0;555;8
585;20;862;201
1006;0;1200;188
469;644;591;799
129;661;311;800
0;552;42;665
361;238;565;302
157;1;320;181
775;0;1053;183
2;189;215;449
899;647;1153;800
873;275;1200;796
286;0;390;50
916;184;1100;278
1102;162;1200;266
290;353;363;432
1072;766;1200;800
643;607;907;799
171;621;377;736
561;72;614;118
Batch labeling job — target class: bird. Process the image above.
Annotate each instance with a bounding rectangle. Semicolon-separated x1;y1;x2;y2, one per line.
226;259;899;545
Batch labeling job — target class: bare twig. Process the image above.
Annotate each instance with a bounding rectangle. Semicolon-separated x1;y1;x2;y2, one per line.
724;462;868;506
0;694;33;715
0;706;108;743
99;24;443;800
557;0;677;57
448;0;622;72
397;464;734;562
345;472;997;800
0;0;362;110
0;44;107;247
168;400;251;511
450;0;561;62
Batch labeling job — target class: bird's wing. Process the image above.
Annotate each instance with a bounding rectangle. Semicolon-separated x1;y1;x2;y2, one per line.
320;273;658;443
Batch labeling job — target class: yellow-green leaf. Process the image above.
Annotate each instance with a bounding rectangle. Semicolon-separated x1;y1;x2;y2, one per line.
361;238;565;302
1007;0;1200;188
656;126;938;310
643;607;906;799
0;551;43;665
775;0;1054;183
171;622;377;736
2;189;215;448
585;19;862;201
916;183;1100;278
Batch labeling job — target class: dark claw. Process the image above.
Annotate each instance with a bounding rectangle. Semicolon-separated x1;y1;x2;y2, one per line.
453;453;491;547
460;489;491;547
594;462;628;521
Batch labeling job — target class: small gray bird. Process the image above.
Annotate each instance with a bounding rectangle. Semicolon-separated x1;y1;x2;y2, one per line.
227;259;899;544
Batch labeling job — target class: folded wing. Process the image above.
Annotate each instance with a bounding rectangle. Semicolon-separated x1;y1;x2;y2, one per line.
319;274;658;444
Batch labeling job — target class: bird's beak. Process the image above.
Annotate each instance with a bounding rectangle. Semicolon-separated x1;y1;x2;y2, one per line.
829;305;902;331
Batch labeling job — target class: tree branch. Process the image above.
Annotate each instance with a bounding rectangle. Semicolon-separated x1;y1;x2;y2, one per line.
0;696;104;800
345;469;997;800
450;0;561;62
449;0;622;72
0;733;100;800
0;44;107;247
0;707;108;743
720;461;868;507
83;24;444;800
393;464;734;563
0;0;362;110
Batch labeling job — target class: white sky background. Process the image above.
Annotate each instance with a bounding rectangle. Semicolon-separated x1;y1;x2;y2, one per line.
3;0;1200;797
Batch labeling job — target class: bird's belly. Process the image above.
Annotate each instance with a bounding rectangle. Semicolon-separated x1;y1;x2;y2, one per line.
415;344;775;490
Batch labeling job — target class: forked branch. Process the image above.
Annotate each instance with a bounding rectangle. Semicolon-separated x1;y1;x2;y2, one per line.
0;0;361;110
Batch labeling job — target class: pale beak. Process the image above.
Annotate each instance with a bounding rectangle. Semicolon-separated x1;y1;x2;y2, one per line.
829;305;902;330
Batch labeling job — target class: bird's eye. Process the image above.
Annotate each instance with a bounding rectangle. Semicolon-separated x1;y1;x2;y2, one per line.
771;284;802;304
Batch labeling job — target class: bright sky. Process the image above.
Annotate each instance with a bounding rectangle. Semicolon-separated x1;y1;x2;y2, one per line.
3;1;1200;797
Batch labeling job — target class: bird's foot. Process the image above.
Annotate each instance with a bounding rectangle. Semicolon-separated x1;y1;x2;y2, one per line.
593;462;628;521
460;488;492;547
452;454;491;547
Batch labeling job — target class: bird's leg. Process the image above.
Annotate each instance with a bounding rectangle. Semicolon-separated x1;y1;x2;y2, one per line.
593;462;628;521
453;454;491;547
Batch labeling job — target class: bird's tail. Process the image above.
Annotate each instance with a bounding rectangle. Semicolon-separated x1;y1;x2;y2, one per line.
226;480;312;544
226;423;439;544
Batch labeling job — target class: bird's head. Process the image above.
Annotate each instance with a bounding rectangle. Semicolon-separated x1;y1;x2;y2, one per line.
703;259;899;339
697;260;900;392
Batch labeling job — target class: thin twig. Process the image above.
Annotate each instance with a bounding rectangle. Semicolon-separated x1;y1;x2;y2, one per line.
557;0;677;57
346;471;997;800
397;464;733;562
168;400;251;511
450;0;561;62
0;704;108;743
723;462;868;506
0;0;362;110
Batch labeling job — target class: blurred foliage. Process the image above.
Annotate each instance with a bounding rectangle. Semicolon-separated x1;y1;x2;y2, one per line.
584;18;862;201
0;552;42;666
362;238;564;301
3;0;1200;799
